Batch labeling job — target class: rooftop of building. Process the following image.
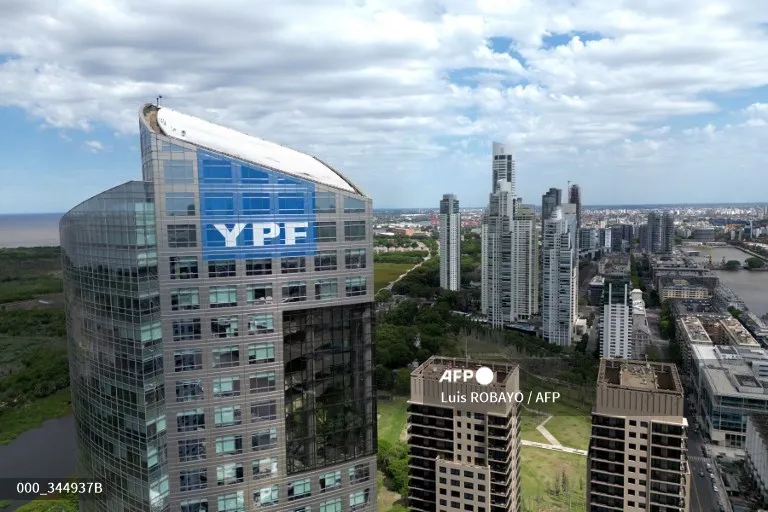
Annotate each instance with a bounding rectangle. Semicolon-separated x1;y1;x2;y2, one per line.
679;316;713;344
719;317;760;347
589;275;605;286
659;276;710;289
141;104;357;193
749;415;768;441
598;359;683;394
671;299;725;317
692;344;768;397
412;356;516;385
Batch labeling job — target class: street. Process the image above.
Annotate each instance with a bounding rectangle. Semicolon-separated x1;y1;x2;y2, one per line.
685;398;726;512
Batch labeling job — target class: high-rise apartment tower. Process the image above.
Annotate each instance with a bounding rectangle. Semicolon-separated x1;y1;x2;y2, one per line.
60;105;377;512
643;212;675;254
439;194;461;291
600;276;632;358
587;359;690;512
541;205;579;346
540;188;562;234
481;143;538;327
407;357;522;512
568;184;582;247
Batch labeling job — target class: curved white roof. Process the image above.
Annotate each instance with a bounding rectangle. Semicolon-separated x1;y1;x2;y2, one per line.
155;107;354;192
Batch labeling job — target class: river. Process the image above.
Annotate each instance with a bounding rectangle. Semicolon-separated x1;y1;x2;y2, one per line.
0;415;77;510
688;246;768;317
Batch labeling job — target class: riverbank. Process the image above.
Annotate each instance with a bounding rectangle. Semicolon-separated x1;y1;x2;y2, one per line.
0;390;72;446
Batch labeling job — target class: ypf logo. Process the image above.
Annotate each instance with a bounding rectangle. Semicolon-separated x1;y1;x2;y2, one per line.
438;366;495;386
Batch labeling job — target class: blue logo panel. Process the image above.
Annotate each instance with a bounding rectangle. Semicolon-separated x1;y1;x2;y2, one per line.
198;151;317;261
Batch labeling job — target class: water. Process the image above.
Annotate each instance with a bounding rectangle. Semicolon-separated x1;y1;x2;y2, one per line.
0;415;77;510
0;214;62;248
689;246;768;317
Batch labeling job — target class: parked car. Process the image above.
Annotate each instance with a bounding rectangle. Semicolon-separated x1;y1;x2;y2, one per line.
713;485;719;493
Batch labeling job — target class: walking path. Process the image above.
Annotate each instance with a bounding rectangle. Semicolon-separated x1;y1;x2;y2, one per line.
384;252;432;291
520;408;587;457
535;415;561;447
521;440;588;456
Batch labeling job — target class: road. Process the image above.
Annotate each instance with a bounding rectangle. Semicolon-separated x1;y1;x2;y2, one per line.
685;400;726;512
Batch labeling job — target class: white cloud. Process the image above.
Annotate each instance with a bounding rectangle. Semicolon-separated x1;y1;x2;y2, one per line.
0;0;767;207
84;140;105;152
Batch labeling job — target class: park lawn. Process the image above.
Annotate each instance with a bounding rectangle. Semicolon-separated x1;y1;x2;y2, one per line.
377;471;402;511
378;397;408;444
519;446;588;512
374;263;416;292
545;415;592;451
519;411;549;444
0;389;72;445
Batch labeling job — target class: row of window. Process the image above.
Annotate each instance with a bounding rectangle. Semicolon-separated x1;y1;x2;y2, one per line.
172;314;273;341
176;402;277;433
175;374;275;402
165;192;366;216
174;343;275;372
167;221;366;248
180;487;370;512
171;276;367;311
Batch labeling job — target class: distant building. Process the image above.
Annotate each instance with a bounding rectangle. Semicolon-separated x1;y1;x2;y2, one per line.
587;359;690;512
587;276;605;306
541;205;578;347
630;289;651;358
439;194;461;291
746;415;768;503
693;227;716;243
407;357;522;512
541;187;562;233
659;278;710;300
568;184;581;247
712;285;747;312
579;227;597;253
713;316;760;347
643;212;675;254
600;276;632;358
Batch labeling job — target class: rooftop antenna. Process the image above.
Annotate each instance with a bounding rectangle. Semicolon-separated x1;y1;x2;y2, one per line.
156;95;163;108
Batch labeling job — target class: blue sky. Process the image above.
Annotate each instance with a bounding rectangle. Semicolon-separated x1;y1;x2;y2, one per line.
1;0;767;213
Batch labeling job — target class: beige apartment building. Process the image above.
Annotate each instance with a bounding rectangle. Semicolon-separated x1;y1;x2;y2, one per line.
588;359;690;512
407;357;521;512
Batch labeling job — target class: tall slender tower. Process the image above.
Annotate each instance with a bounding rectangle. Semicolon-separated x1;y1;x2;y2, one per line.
600;276;633;358
439;194;461;291
568;184;582;248
61;104;377;512
541;188;562;233
541;205;578;346
481;143;537;327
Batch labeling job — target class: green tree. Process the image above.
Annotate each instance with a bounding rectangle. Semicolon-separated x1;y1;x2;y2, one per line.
394;368;411;395
725;260;741;270
746;257;765;269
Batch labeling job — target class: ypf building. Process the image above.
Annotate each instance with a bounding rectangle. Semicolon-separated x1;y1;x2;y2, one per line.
60;105;377;512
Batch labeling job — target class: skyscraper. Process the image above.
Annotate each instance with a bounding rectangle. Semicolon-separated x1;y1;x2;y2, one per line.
61;104;377;512
587;359;690;512
439;194;461;292
541;204;578;346
568;184;582;246
600;276;633;358
407;357;522;512
481;143;538;327
644;212;675;254
541;187;562;233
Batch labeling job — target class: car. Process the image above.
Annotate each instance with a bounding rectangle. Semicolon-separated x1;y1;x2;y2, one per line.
706;463;712;470
710;473;716;480
699;470;705;477
713;485;719;493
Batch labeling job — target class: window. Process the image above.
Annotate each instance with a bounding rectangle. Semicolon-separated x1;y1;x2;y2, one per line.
241;165;270;183
173;319;201;341
179;439;206;462
166;193;196;216
171;256;198;279
217;491;244;512
344;249;366;269
319;499;342;512
181;499;208;512
215;435;243;455
200;158;232;182
314;222;337;242
250;372;276;393
242;193;271;215
212;316;239;338
180;468;207;491
348;464;370;484
315;278;338;300
247;284;273;305
172;288;200;311
210;286;237;308
314;192;336;213
246;258;272;276
343;196;366;213
282;281;307;303
248;343;276;364
215;406;242;428
248;313;274;334
209;260;236;278
314;251;337;271
349;490;369;511
345;276;367;296
278;193;306;214
213;346;240;368
288;479;311;501
251;401;277;422
163;160;194;183
252;428;278;451
168;225;197;247
213;376;241;397
344;221;366;241
177;409;205;432
253;457;278;480
176;380;204;402
319;471;341;492
175;350;203;372
281;257;306;273
217;463;244;486
254;485;279;507
203;193;235;215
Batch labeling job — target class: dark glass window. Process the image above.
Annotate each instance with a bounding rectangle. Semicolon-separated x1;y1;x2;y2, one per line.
315;278;338;300
180;499;207;512
170;256;198;279
314;192;336;213
282;281;307;303
343;197;366;213
176;380;204;402
213;376;241;398
242;193;271;215
173;318;201;341
210;286;237;308
246;258;272;276
314;222;337;242
163;160;194;183
211;316;239;338
248;313;274;334
200;158;232;182
180;468;207;491
214;406;242;428
166;193;196;216
252;428;278;451
344;221;366;241
247;284;273;305
248;343;275;364
171;288;200;310
249;372;276;393
345;249;366;269
209;260;236;278
314;251;337;271
215;435;243;455
175;350;203;372
217;463;244;486
212;346;240;368
345;276;367;296
251;401;277;422
203;193;235;215
281;257;306;274
177;409;205;432
278;193;306;214
168;225;198;247
349;464;370;484
179;439;206;462
288;478;311;501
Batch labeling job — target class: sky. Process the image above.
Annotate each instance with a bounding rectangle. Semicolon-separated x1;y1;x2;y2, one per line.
1;0;767;213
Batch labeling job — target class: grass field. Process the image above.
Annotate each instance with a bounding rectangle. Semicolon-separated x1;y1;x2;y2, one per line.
519;382;592;450
519;446;587;512
0;389;72;445
378;397;408;444
374;262;417;292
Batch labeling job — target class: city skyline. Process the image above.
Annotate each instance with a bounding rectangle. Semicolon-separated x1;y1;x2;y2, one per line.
2;2;768;214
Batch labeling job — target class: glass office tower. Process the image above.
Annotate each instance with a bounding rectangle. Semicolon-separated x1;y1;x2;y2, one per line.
60;104;377;512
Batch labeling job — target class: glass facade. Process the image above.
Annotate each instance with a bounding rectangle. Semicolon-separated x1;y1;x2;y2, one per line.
60;105;376;512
